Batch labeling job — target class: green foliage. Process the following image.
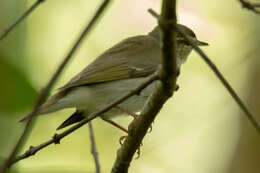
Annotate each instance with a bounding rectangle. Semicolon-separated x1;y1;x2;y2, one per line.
0;57;37;113
0;57;36;160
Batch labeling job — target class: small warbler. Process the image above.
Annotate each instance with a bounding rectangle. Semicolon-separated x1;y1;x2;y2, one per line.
20;24;208;131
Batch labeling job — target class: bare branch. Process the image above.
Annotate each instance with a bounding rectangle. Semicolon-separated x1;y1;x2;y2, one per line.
111;1;178;172
175;26;260;133
8;72;159;166
239;0;260;13
111;82;167;173
0;0;112;172
88;122;101;173
0;0;45;41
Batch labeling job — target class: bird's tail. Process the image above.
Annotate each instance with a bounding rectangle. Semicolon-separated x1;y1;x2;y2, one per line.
19;90;67;122
56;110;85;130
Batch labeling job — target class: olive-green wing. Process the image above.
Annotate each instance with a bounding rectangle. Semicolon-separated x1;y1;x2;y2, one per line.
59;35;160;91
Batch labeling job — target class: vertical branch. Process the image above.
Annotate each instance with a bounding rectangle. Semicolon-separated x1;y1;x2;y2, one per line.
0;0;46;41
111;0;177;172
160;0;178;91
88;122;101;173
0;0;112;172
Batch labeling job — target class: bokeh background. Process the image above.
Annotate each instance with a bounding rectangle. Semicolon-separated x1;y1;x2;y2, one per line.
0;0;259;173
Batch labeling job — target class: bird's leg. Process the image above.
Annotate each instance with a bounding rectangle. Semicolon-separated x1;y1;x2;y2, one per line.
115;106;138;120
101;117;129;145
104;106;138;132
115;106;139;130
114;106;148;158
101;117;128;134
115;106;143;132
102;107;143;158
115;106;153;133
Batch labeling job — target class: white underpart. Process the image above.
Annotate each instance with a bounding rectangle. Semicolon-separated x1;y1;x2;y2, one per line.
54;77;160;119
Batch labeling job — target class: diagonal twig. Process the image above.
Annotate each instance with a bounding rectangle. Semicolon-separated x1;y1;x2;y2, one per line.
0;0;112;172
176;26;260;133
149;8;260;133
88;122;101;173
238;0;260;14
111;1;178;172
0;0;46;41
8;72;159;166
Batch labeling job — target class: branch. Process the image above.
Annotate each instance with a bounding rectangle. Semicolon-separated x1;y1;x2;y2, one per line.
0;0;112;172
175;25;260;133
111;1;177;173
238;0;260;13
88;122;101;173
0;0;45;41
8;72;159;166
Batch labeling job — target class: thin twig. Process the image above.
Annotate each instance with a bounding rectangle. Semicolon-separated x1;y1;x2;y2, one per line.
148;9;260;133
0;0;112;172
176;26;260;133
8;72;159;166
239;0;260;13
0;0;45;41
111;1;177;172
88;122;101;173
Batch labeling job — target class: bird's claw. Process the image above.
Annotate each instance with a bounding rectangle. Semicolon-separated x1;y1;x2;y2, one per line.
119;135;126;145
175;84;179;91
119;135;142;159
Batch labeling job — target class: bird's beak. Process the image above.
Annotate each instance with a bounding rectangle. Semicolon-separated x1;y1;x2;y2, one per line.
196;40;209;46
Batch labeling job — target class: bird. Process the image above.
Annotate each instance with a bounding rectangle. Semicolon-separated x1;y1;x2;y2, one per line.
20;24;208;132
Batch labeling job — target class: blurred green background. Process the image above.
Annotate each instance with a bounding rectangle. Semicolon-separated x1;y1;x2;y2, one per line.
0;0;259;173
